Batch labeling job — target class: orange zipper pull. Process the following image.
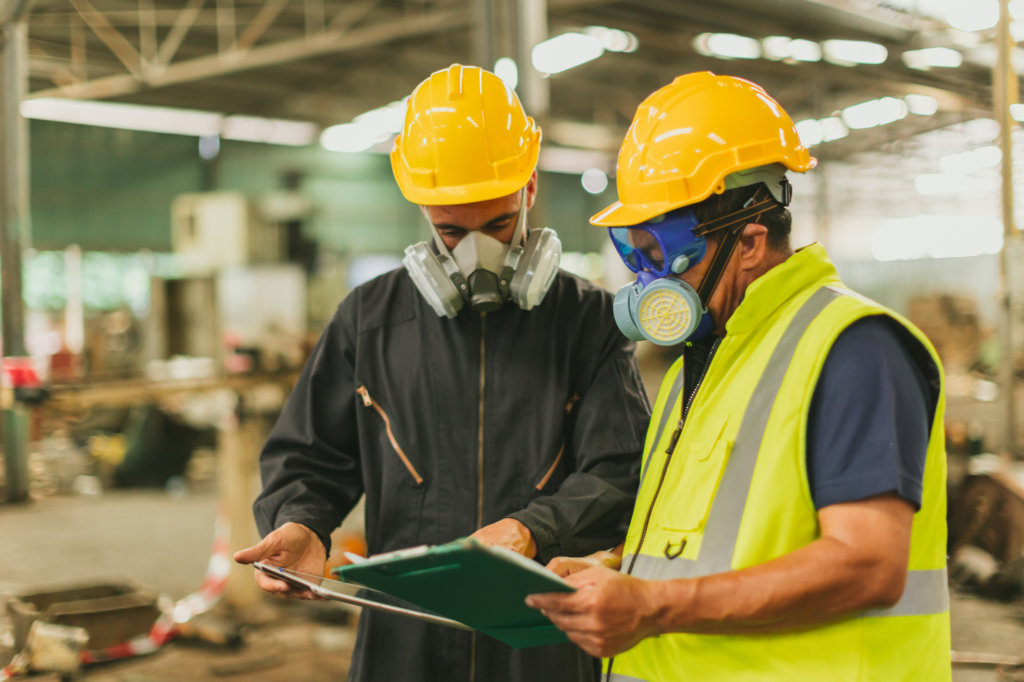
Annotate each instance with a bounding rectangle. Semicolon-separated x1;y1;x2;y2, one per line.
356;386;372;407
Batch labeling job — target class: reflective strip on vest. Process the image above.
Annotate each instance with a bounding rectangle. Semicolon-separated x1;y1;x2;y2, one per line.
624;286;948;618
640;370;687;486
607;675;649;682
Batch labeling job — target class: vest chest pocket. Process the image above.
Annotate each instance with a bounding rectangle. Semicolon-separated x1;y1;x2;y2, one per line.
660;414;732;534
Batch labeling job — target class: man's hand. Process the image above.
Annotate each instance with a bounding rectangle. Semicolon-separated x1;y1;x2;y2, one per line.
470;518;537;558
527;566;662;658
233;522;327;600
547;544;623;577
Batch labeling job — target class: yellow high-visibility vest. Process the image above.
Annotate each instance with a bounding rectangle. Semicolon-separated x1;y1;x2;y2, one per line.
608;244;950;682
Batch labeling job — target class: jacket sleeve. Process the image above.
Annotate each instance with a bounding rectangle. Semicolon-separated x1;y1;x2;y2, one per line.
507;318;650;564
252;304;363;556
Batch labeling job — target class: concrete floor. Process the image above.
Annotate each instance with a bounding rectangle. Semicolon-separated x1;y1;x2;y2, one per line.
0;489;356;681
1;489;1023;680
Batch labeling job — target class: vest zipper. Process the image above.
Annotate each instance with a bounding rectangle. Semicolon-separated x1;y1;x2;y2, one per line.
625;337;721;576
471;312;487;682
356;385;423;485
608;339;720;682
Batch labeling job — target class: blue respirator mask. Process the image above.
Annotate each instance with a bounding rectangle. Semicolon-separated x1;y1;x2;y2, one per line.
610;185;783;346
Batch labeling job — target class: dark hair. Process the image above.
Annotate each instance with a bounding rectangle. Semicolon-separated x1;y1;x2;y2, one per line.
689;183;792;253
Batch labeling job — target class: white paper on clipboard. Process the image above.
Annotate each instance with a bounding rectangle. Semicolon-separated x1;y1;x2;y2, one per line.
252;562;473;631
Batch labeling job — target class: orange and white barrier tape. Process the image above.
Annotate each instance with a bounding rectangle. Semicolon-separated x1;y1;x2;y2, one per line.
1;508;230;680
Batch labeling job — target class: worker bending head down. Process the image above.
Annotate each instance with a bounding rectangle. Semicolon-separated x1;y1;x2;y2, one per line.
234;64;651;682
530;72;951;682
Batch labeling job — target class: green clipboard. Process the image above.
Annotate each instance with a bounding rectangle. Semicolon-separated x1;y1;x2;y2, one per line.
331;539;575;649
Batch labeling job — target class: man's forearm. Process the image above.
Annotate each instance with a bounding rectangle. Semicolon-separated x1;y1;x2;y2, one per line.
649;536;906;636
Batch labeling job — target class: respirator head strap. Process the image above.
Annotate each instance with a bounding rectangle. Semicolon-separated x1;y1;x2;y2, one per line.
693;186;776;307
421;206;472;303
499;186;529;299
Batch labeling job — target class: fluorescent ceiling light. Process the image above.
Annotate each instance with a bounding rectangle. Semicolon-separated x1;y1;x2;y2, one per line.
905;94;939;115
20;98;317;145
321;98;408;154
494;57;518;89
762;36;821;62
532;32;604;75
320;123;378;153
794;117;850;146
871;214;1003;261
22;98;220;136
947;0;999;32
823;40;888;65
538;147;611;174
221;116;318;146
821;117;850;142
913;171;978;196
841;97;907;130
1012;0;1024;18
694;33;762;60
939;146;1002;173
583;26;638;53
581;168;609;194
795;119;823;147
1011;103;1024;122
901;47;963;69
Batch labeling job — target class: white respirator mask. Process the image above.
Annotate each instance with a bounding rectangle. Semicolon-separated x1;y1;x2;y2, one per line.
403;188;562;317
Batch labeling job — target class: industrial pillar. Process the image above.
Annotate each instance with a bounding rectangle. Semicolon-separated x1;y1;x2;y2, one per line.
995;0;1019;457
218;393;267;609
516;0;548;119
0;16;30;503
472;0;496;73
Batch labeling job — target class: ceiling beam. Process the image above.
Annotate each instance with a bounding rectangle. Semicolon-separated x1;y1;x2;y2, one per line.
67;0;144;78
28;7;470;100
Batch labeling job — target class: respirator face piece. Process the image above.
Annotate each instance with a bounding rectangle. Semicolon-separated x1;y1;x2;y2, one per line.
402;189;562;318
610;208;713;346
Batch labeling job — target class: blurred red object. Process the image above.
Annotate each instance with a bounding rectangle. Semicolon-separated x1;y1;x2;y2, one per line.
325;530;368;578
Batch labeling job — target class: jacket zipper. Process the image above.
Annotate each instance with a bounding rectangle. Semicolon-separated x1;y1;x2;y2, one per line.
356;385;423;485
625;337;720;575
608;339;720;682
471;312;487;682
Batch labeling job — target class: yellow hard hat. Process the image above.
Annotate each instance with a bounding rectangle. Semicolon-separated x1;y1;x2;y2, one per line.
391;64;542;205
591;71;816;227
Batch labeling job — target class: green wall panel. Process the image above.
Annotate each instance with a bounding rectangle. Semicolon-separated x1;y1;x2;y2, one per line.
27;120;617;257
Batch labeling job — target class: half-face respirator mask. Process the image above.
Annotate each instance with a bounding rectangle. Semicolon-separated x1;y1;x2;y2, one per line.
403;189;562;318
610;184;785;345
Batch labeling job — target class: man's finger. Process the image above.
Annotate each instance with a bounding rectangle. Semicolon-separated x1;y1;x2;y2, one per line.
526;592;577;610
234;533;282;564
564;566;607;588
253;567;294;594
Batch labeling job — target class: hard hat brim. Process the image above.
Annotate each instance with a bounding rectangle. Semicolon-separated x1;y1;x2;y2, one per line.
392;158;537;206
590;156;817;227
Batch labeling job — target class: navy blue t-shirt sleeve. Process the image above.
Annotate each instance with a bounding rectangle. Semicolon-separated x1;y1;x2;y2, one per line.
806;316;937;511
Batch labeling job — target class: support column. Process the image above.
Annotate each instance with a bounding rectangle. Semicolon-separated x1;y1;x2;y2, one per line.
0;19;31;503
515;0;548;119
472;0;496;71
995;0;1019;457
218;393;267;609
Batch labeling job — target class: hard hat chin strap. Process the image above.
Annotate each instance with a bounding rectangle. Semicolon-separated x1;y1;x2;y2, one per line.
692;186;778;308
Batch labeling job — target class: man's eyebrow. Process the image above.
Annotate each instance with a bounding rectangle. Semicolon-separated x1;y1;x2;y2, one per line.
433;211;519;232
481;211;520;229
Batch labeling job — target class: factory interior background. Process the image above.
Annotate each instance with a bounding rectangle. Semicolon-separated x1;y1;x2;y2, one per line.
1;0;1023;679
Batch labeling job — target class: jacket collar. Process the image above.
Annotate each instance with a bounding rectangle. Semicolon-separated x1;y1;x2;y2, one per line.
724;243;842;336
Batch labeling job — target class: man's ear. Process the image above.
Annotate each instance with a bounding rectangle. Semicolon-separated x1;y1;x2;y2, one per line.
738;222;769;271
525;170;539;211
